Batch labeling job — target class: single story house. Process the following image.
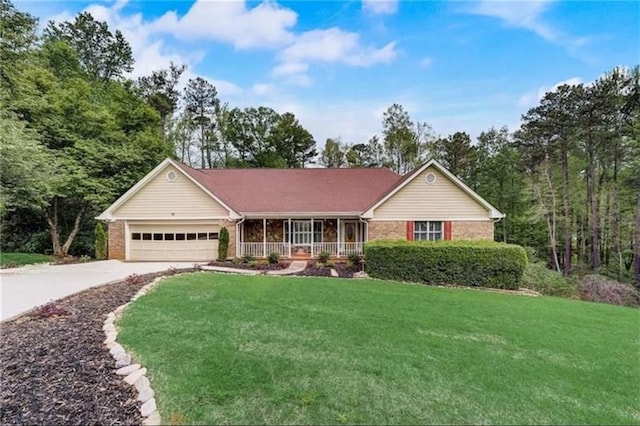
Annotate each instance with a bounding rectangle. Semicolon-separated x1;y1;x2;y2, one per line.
97;158;504;261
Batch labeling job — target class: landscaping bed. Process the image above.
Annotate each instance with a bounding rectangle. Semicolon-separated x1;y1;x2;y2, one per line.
294;261;360;277
207;259;288;271
0;269;192;425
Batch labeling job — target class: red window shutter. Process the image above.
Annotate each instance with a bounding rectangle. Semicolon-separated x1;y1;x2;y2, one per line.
444;221;452;240
406;221;414;241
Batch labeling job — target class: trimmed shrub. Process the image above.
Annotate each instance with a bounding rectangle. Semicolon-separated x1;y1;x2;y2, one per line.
243;253;255;263
318;251;331;263
268;252;280;264
217;227;229;261
579;275;640;307
521;262;577;297
94;222;107;260
364;240;527;290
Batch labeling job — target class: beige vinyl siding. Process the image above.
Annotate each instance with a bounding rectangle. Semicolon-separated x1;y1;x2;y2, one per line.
372;166;489;220
112;165;229;218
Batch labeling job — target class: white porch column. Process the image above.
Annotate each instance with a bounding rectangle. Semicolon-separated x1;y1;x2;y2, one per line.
288;219;292;258
337;218;341;258
310;218;314;257
263;218;267;258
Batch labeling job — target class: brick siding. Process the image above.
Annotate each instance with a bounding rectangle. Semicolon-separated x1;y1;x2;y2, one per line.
368;221;406;241
451;221;494;240
108;220;125;260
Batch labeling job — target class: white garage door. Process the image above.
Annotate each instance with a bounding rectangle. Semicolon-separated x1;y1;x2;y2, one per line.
129;224;219;261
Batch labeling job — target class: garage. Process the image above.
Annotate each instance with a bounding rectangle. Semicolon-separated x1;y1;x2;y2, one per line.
128;224;219;261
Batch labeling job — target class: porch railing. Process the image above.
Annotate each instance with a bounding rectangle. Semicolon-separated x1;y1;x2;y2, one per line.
240;242;290;258
313;242;364;257
239;242;364;258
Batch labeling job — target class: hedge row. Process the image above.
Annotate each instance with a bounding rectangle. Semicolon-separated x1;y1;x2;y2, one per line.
364;240;527;290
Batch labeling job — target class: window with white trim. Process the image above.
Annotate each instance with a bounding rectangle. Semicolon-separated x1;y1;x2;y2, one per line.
414;221;443;241
284;220;323;244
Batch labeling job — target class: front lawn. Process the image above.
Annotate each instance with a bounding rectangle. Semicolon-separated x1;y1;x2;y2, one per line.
0;252;53;268
118;274;640;425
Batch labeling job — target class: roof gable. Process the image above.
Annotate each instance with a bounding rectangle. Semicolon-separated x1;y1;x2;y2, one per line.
362;160;504;219
97;159;240;220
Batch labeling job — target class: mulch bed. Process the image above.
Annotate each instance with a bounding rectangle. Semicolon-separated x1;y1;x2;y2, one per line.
207;260;288;271
0;269;194;425
295;261;332;277
334;263;359;278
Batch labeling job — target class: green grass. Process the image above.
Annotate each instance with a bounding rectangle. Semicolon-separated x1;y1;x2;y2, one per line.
118;274;640;425
0;252;53;267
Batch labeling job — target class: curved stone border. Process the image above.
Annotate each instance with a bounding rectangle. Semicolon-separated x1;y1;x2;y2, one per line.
103;277;165;426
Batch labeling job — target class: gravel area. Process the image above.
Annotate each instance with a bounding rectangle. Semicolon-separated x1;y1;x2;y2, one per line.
0;269;192;425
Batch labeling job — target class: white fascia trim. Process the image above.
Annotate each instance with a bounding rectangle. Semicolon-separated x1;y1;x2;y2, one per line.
362;159;505;219
368;217;495;222
96;158;241;220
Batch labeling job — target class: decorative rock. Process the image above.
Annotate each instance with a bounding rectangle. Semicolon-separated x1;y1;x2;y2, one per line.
115;353;131;368
140;398;157;417
106;341;118;349
330;268;339;277
142;411;161;426
137;386;154;403
106;312;115;320
104;333;117;344
116;363;141;376
109;343;125;357
103;323;116;332
134;376;150;392
124;367;147;385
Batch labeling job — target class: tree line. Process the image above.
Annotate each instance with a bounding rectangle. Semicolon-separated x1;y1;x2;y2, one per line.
318;71;639;284
0;1;316;257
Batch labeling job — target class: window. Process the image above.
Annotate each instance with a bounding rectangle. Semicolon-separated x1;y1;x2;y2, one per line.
208;232;219;240
314;220;323;243
176;233;186;241
131;233;141;240
187;233;197;241
284;220;323;244
197;233;208;240
153;233;163;240
164;233;175;241
414;221;442;241
142;233;152;241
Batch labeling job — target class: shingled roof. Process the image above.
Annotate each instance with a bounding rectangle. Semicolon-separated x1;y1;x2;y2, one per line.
176;163;402;216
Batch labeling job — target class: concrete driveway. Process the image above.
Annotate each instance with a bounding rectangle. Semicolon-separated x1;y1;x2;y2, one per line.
0;260;198;322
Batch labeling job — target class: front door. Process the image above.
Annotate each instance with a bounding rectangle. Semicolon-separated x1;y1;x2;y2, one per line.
343;221;357;243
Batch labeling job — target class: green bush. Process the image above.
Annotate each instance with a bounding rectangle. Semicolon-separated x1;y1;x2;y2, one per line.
364;240;527;290
521;262;577;297
243;254;255;263
94;222;107;260
347;252;361;265
268;252;280;264
218;227;229;261
318;251;331;263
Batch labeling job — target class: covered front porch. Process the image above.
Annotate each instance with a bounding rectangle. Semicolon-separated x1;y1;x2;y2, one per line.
237;218;366;258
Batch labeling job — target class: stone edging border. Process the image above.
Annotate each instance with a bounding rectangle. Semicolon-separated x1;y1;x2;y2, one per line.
102;277;164;426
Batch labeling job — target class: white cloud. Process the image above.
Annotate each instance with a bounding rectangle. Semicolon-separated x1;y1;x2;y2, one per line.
251;83;275;96
469;0;557;42
280;28;396;67
272;62;309;76
362;0;399;15
420;57;434;68
517;77;583;108
151;0;297;49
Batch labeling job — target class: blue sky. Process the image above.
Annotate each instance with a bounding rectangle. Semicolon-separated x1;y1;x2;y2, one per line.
18;0;640;147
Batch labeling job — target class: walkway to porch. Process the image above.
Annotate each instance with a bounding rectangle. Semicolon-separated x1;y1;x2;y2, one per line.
237;218;366;259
